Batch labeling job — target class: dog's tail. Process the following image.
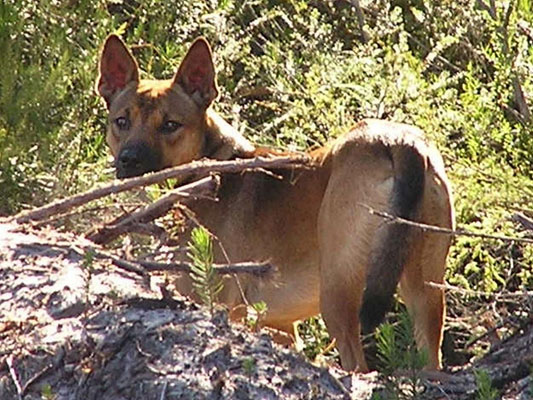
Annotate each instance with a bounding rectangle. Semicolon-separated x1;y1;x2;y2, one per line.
359;143;426;334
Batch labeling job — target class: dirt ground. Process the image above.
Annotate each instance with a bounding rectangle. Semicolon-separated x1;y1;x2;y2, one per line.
1;221;531;399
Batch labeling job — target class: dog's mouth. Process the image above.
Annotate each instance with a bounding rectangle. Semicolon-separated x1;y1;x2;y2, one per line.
116;165;158;179
115;141;162;179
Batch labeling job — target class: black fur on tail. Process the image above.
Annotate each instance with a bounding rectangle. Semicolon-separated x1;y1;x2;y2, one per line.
359;144;426;334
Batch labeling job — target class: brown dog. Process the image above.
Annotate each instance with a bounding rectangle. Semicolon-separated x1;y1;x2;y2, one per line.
96;35;454;372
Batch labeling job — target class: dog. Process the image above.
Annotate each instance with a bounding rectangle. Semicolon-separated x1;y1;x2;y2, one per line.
96;34;454;372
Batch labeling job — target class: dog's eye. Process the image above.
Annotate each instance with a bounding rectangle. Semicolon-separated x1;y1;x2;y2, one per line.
114;116;130;130
160;120;182;134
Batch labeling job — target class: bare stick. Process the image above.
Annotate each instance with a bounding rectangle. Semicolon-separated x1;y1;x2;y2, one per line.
3;225;273;281
512;77;531;123
360;204;533;244
159;380;168;400
87;175;220;244
136;259;275;279
110;257;147;276
6;356;23;400
8;156;309;224
426;281;533;299
21;349;65;395
111;257;275;279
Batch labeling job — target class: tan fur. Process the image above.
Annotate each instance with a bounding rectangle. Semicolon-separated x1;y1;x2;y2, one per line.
97;35;454;372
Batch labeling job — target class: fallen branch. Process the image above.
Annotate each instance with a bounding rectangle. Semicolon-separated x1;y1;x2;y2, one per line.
8;156;309;225
2;229;275;280
361;204;533;244
120;259;275;279
87;175;220;244
21;348;65;396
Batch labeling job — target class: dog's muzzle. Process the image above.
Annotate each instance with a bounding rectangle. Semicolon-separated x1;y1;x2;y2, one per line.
115;141;161;178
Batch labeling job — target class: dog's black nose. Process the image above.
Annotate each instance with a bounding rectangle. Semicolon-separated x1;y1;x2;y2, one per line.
116;142;160;178
117;147;143;172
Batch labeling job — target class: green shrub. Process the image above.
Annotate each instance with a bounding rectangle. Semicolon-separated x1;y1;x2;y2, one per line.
374;312;427;399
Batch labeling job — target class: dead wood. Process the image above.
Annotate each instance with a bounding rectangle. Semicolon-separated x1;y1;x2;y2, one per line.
137;259;275;278
361;203;533;244
7;156;309;225
424;320;533;399
87;175;220;244
109;257;275;279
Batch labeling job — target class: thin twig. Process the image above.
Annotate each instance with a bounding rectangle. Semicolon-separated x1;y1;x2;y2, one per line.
21;348;65;395
426;281;533;299
137;259;275;278
326;372;352;397
361;204;533;244
466;319;506;348
159;379;168;400
423;379;454;399
8;156;310;224
110;257;147;276
6;356;23;400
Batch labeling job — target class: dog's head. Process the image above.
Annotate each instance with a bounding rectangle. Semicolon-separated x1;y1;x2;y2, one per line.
96;35;219;178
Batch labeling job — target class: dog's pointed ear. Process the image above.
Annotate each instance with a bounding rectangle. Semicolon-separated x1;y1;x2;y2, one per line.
173;38;218;109
96;35;139;108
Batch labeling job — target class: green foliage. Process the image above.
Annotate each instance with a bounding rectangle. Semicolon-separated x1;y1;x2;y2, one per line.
374;312;427;399
298;316;338;363
187;226;223;313
474;369;499;400
0;0;112;213
40;383;54;400
82;249;95;271
246;301;268;330
242;357;257;376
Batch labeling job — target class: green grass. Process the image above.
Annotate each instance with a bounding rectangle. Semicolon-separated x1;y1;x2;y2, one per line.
2;0;533;374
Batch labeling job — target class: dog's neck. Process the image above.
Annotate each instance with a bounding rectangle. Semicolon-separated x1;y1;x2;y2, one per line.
203;109;256;160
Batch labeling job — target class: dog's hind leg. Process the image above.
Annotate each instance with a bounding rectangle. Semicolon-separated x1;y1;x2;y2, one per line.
317;144;394;372
398;231;450;369
398;174;453;370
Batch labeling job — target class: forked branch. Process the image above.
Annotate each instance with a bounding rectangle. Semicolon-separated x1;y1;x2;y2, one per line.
87;175;219;244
